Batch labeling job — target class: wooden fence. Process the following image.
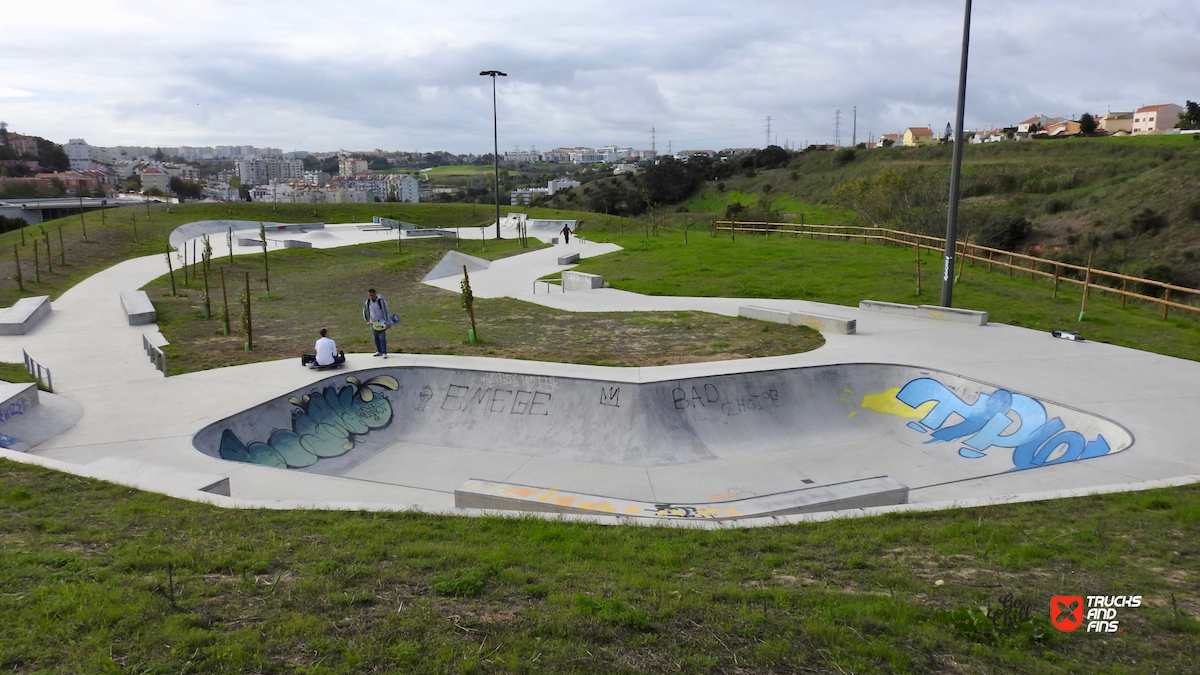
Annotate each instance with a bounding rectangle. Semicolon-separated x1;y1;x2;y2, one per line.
714;220;1200;318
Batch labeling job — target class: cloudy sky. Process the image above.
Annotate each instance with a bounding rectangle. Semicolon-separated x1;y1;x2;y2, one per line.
2;0;1196;154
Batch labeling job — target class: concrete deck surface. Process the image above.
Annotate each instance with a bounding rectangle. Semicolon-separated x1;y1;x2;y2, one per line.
1;220;1197;526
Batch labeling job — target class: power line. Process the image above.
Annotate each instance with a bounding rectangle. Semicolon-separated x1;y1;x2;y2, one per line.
765;116;772;148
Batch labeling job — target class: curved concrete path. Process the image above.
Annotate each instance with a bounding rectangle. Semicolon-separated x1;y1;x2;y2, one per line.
1;221;1198;526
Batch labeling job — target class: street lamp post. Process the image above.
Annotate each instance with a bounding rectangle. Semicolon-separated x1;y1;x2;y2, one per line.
479;70;507;240
941;0;972;307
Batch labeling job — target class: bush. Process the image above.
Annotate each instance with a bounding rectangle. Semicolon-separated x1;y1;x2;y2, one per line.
1130;208;1168;237
1044;198;1071;215
833;148;857;166
1185;200;1200;222
972;212;1032;249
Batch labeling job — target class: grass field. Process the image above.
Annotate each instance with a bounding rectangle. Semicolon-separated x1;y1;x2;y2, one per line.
2;460;1197;674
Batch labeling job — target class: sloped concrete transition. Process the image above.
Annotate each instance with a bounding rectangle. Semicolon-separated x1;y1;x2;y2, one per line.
194;363;1132;521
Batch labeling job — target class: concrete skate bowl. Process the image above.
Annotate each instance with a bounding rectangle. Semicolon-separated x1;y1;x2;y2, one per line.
169;220;324;247
192;363;1133;521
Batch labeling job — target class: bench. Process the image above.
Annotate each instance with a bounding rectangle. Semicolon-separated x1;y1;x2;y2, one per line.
739;305;856;335
562;271;603;291
0;295;51;335
557;252;580;265
859;300;987;325
120;290;156;326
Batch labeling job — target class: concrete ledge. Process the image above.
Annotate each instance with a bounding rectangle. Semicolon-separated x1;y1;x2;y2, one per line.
738;305;791;324
282;239;312;248
739;305;856;334
86;457;231;496
236;238;262;246
0;382;39;429
557;252;580;265
407;228;457;239
119;290;156;326
789;311;856;335
0;295;51;335
562;271;603;291
859;300;987;325
455;476;908;520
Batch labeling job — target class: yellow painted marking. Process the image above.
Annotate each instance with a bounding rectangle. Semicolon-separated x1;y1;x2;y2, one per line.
709;492;738;500
536;489;559;503
723;508;742;516
844;389;853;393
696;508;719;516
624;505;642;514
860;388;936;419
502;487;539;498
847;411;858;418
551;495;578;507
838;398;848;402
579;501;619;513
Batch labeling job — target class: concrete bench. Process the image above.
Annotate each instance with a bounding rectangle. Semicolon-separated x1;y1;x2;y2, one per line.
120;290;156;325
859;300;987;325
86;456;230;496
282;239;312;248
562;271;603;291
557;252;580;265
0;295;51;335
739;305;856;335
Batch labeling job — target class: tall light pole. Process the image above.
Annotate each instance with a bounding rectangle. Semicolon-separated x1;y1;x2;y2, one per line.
941;0;972;307
480;70;507;240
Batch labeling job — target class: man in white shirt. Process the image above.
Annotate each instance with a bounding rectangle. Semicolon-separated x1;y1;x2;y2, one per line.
313;328;344;367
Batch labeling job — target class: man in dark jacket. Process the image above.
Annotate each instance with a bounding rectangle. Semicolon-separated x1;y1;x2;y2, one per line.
363;288;390;358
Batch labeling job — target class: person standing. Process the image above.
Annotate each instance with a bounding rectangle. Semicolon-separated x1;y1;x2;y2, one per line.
559;222;572;244
363;288;390;358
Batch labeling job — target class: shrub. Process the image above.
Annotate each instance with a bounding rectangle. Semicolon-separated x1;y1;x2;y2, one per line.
1130;208;1168;236
1044;198;1071;215
833;148;857;166
716;182;726;192
1185;200;1200;222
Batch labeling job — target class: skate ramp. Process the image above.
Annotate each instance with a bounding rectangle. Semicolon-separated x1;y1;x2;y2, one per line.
191;363;1133;516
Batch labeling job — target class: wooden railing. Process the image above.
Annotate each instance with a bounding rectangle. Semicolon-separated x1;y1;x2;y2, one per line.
715;221;1200;318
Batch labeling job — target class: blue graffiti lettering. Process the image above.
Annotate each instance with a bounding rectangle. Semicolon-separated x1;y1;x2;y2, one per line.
896;378;1116;471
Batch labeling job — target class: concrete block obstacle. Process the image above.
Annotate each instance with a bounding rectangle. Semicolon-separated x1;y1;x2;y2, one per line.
119;290;157;326
86;456;231;496
739;305;856;335
0;382;39;431
282;239;312;248
557;252;580;265
236;238;262;247
455;476;908;520
0;296;51;335
422;250;491;282
859;300;987;326
407;228;457;239
562;271;603;291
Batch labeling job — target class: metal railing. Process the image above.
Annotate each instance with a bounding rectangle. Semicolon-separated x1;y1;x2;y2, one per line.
142;334;168;376
715;220;1200;318
533;279;564;294
22;349;52;393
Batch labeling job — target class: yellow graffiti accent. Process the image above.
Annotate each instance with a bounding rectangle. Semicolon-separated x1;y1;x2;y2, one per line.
696;508;719;517
838;398;848;402
578;500;619;513
503;487;539;498
860;388;937;419
624;505;642;514
536;489;558;503
847;411;858;418
708;492;738;500
551;495;578;507
844;389;853;393
723;508;741;516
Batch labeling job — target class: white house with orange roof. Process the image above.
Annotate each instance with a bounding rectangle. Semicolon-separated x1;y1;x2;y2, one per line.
1132;104;1183;134
876;133;902;148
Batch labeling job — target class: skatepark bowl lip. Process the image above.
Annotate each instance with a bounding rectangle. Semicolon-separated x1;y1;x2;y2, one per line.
190;360;1137;524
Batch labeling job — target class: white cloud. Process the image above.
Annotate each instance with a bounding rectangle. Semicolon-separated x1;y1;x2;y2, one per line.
0;0;1196;152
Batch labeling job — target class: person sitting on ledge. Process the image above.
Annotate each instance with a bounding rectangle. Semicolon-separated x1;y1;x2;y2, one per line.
301;328;345;367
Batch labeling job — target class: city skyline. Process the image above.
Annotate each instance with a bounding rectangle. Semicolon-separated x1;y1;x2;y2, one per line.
2;0;1196;154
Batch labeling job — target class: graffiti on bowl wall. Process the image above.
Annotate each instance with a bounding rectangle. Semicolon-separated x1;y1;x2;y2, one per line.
862;378;1126;470
218;374;400;468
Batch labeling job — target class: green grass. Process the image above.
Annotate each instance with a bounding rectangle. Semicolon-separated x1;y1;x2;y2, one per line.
0;362;46;392
2;460;1198;673
572;227;1200;361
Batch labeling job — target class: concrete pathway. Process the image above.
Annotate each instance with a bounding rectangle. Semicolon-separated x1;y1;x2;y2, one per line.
1;220;1197;526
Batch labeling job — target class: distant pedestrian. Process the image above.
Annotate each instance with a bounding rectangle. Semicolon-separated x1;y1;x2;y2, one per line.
560;222;572;244
363;288;390;358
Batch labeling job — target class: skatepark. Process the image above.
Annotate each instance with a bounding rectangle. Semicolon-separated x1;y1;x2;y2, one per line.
1;219;1197;526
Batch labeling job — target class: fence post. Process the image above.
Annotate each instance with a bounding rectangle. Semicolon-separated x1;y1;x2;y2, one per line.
1008;253;1013;277
1053;265;1060;300
1121;279;1127;308
1079;252;1093;322
1163;288;1170;320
